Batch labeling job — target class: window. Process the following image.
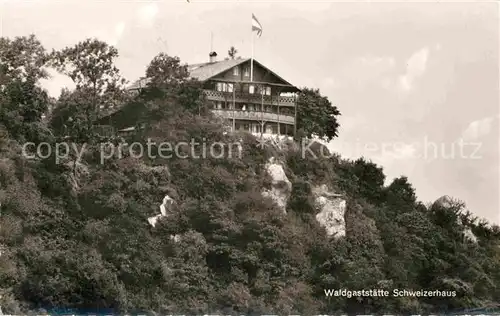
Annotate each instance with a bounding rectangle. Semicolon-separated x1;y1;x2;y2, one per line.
266;125;273;134
243;66;250;77
258;86;271;96
216;101;223;109
233;66;239;76
216;82;234;92
249;85;255;94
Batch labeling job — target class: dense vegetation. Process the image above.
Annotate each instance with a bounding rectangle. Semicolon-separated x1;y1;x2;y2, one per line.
0;35;499;315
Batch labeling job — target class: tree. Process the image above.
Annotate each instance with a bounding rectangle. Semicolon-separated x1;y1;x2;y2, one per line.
145;53;189;88
143;53;207;116
49;38;128;141
352;157;386;203
0;35;52;143
228;46;238;59
383;176;418;215
48;39;128;188
0;34;49;82
296;87;340;142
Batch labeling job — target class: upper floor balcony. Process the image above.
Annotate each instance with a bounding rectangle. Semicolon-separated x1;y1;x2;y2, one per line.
212;109;295;124
203;90;296;107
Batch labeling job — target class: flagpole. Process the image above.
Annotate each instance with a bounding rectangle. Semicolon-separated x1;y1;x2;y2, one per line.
250;29;254;82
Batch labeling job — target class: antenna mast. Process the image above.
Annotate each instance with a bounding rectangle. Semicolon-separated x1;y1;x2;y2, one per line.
210;32;214;52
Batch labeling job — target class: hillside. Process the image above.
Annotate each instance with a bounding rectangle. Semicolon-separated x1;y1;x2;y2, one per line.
1;35;500;315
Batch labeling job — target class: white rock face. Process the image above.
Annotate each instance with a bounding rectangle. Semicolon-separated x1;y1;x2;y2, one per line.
434;195;454;209
147;214;163;227
464;228;478;243
159;195;174;216
147;195;174;228
433;196;478;244
262;157;292;213
170;234;181;242
312;184;346;238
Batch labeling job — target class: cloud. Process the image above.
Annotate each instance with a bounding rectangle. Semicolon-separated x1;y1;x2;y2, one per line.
398;47;429;91
369;143;418;166
89;21;126;47
359;55;396;79
39;68;76;98
321;77;340;90
407;47;429;77
137;3;159;27
326;135;418;164
460;116;497;141
360;56;396;68
338;55;396;88
344;49;429;92
115;21;126;38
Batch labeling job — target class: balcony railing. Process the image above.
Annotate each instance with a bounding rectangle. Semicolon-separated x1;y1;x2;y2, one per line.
203;90;296;107
212;109;295;124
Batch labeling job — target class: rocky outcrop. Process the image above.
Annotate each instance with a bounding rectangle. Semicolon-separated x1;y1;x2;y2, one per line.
433;195;478;244
433;195;455;209
261;157;292;213
463;228;478;243
147;195;174;227
146;195;182;243
260;157;346;236
312;184;346;238
170;234;181;242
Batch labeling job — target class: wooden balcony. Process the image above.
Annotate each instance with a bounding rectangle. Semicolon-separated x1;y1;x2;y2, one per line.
212;109;295;124
203;90;296;107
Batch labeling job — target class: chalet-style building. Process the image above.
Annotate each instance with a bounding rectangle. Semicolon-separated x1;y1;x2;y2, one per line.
127;52;299;137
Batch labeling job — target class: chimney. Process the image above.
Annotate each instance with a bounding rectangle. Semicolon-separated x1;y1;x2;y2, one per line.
209;51;217;63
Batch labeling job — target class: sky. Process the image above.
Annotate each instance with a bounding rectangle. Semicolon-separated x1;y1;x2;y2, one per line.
1;0;499;224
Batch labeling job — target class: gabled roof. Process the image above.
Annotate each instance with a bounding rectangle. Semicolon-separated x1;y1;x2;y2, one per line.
128;57;297;90
249;59;296;88
188;58;249;81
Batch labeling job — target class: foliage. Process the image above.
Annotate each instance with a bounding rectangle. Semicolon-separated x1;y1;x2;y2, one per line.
145;53;190;88
0;34;499;315
48;38;129;142
141;53;207;117
228;46;238;59
0;35;52;143
296;87;341;142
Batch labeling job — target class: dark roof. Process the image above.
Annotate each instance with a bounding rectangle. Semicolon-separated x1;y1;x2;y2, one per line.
127;57;297;90
127;77;150;90
250;59;296;88
189;58;249;81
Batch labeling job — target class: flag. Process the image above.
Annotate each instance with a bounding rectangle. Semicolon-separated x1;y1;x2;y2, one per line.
252;13;262;37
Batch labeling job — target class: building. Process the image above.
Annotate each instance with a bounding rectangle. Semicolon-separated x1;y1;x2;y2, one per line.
127;52;300;137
